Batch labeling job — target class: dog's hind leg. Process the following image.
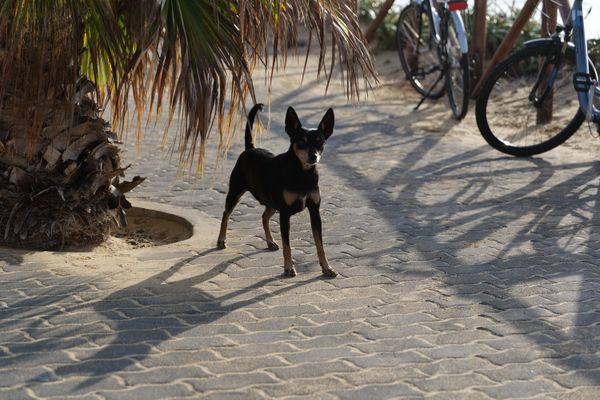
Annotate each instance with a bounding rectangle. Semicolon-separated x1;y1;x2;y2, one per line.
217;186;245;249
262;207;279;251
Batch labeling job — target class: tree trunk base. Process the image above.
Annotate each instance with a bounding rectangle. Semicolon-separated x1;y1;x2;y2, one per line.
0;200;115;250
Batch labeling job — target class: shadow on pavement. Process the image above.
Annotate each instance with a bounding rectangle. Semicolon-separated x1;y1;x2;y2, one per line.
326;112;600;384
9;248;321;390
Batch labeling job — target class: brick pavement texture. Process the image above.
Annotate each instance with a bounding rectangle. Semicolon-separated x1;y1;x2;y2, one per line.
3;53;600;399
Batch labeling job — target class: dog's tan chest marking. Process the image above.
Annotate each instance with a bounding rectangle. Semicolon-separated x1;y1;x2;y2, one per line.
283;190;306;207
283;189;320;208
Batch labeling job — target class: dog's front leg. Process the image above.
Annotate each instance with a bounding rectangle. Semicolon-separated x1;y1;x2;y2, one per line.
307;199;338;278
279;212;296;277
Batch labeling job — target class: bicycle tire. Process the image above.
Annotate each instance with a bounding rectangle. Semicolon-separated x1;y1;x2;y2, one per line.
476;42;595;156
444;13;469;120
396;3;445;99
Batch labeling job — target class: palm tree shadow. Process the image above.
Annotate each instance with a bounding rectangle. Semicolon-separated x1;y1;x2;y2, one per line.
38;248;321;390
0;249;28;265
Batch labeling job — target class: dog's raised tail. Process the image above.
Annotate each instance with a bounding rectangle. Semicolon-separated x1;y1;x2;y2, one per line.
245;103;264;150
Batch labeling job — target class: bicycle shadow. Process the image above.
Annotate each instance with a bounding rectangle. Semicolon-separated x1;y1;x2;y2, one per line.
327;115;600;385
258;68;600;387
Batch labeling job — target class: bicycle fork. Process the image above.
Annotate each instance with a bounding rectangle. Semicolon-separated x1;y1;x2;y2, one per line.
528;53;562;110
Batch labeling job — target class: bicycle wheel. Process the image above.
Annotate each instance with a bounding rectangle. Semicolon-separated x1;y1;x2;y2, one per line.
396;3;445;99
444;12;469;120
476;42;592;156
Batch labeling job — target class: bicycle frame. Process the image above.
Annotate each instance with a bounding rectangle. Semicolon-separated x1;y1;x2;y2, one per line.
568;0;600;122
413;0;469;55
445;2;469;55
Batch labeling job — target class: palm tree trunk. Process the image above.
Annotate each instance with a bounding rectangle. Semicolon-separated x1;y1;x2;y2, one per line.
0;7;143;250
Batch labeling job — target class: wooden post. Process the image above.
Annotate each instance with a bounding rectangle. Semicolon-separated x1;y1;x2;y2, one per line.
537;0;558;124
364;0;396;42
472;0;541;97
470;0;488;97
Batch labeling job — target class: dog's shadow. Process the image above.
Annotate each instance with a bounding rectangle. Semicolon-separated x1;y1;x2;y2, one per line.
37;248;321;390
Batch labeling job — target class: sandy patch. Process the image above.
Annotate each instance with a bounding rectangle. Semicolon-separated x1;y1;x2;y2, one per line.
1;200;220;276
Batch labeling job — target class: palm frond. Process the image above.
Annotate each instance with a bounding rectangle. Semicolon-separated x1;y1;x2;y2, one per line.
0;0;377;173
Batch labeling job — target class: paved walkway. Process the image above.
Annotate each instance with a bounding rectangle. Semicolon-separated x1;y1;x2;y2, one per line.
3;55;600;399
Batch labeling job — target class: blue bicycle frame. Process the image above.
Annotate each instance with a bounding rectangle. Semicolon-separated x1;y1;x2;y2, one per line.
570;0;600;122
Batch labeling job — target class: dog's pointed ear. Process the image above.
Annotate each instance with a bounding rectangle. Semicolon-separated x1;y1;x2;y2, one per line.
285;107;301;136
319;108;335;139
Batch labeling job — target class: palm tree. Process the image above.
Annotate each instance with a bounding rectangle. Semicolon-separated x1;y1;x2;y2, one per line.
0;0;376;250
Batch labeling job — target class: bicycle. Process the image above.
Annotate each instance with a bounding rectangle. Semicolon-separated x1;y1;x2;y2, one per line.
475;0;599;156
396;0;470;120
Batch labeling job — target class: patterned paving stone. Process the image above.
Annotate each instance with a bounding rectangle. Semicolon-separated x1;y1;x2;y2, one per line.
3;53;600;398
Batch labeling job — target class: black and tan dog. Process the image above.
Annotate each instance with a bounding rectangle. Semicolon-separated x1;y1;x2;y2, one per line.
217;103;337;278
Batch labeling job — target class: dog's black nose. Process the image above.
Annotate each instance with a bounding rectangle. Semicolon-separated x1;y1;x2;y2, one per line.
308;153;318;163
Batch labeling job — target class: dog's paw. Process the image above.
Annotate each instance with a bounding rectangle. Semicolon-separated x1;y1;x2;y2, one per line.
322;267;338;278
283;267;297;278
216;240;226;249
267;241;279;251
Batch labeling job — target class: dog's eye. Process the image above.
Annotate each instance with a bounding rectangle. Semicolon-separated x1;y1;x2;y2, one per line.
296;138;308;149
